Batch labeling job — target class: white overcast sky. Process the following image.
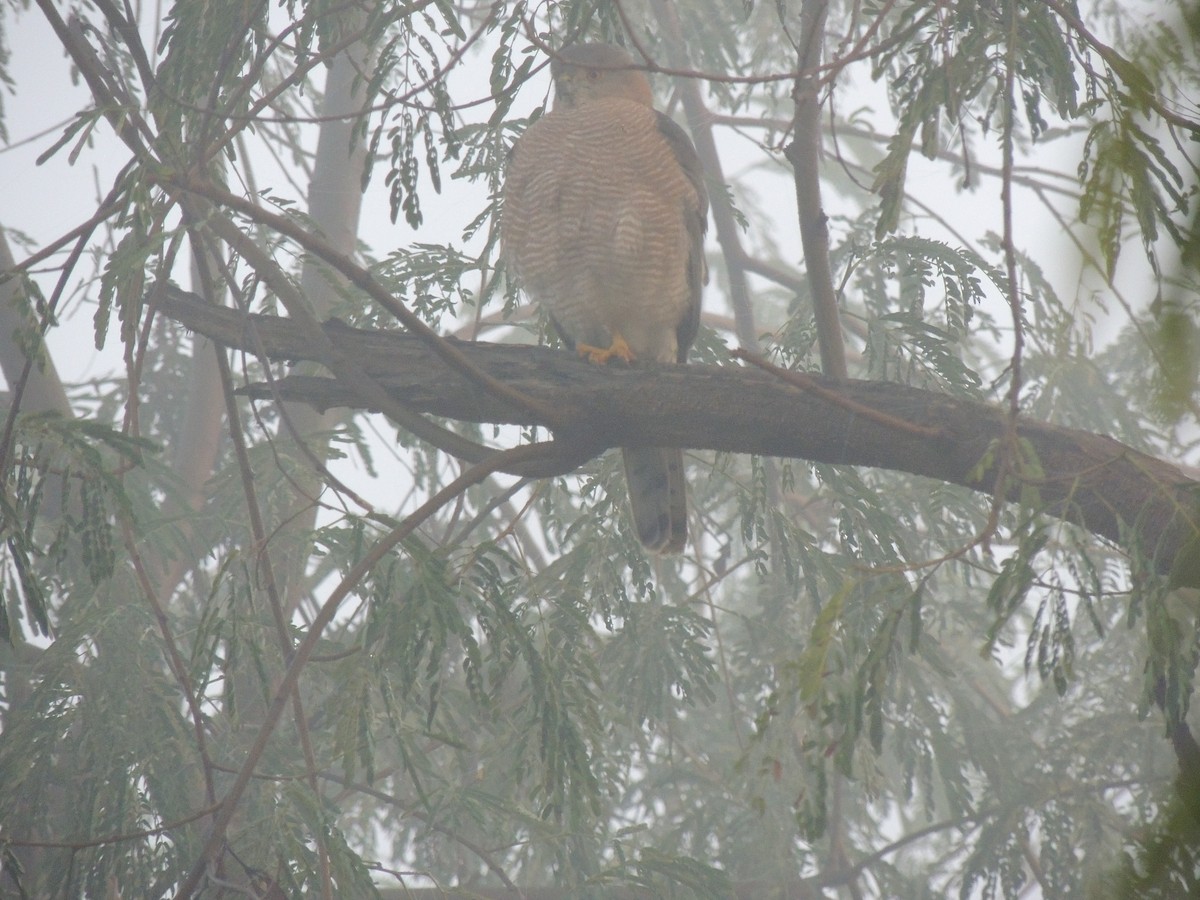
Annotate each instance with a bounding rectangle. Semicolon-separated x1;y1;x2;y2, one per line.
0;3;1169;396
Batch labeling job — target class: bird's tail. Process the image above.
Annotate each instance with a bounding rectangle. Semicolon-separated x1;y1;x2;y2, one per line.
622;447;687;554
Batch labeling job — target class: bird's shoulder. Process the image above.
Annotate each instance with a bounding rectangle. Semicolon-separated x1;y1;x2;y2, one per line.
526;97;657;136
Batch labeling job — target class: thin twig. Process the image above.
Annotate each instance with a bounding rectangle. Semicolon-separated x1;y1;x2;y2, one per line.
212;311;333;896
647;0;762;352
170;174;568;432
173;439;581;899
319;771;522;891
1042;0;1200;135
122;519;219;806
732;348;942;439
4;802;222;850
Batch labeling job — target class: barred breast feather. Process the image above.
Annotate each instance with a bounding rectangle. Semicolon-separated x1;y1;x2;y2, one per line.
502;71;707;554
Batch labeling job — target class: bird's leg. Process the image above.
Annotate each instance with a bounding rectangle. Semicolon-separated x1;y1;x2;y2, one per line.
575;330;636;365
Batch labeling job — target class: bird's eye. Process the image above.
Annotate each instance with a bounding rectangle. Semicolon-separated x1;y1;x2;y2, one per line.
587;69;600;80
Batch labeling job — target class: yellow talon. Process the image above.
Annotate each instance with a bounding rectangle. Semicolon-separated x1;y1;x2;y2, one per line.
576;332;636;365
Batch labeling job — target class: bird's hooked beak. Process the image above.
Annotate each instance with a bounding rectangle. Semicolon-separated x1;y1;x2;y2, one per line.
551;65;582;108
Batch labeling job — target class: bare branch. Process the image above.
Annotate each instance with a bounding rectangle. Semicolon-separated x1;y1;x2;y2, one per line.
648;0;761;351
158;291;1200;582
786;0;847;379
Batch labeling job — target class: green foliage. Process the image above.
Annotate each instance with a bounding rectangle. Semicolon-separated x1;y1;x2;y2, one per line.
1;0;1198;896
1079;115;1186;281
0;414;152;638
1150;304;1200;419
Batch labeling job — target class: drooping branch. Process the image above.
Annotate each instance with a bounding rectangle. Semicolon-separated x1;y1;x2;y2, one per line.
158;289;1200;582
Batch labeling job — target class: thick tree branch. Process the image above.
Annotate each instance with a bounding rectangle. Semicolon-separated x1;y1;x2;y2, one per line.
158;291;1200;582
787;0;847;379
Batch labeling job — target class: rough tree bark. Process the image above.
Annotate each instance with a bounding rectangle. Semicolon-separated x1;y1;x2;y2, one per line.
158;288;1200;586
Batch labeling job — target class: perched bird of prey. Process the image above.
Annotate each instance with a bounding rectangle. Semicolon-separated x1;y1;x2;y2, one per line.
501;42;709;554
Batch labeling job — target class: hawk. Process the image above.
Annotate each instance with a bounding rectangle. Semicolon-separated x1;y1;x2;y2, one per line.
501;42;709;553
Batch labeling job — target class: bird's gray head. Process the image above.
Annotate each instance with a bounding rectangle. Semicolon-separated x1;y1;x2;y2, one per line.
550;43;653;109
